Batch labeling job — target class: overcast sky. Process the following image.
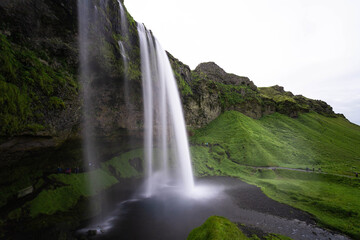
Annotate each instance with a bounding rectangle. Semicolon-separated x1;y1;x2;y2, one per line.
125;0;360;125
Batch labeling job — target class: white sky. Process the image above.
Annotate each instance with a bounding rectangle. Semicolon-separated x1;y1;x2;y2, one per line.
125;0;360;125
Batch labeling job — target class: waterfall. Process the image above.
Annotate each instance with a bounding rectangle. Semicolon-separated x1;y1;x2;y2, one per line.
117;0;135;131
78;0;99;215
79;0;194;204
138;24;194;197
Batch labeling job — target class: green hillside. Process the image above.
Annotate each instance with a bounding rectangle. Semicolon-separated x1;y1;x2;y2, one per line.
191;111;360;175
187;216;292;240
190;111;360;238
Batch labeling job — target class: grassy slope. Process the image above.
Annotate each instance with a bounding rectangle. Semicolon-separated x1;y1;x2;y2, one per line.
190;111;360;238
191;111;360;175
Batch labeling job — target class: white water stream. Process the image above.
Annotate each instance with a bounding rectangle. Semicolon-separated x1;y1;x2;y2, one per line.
138;23;194;197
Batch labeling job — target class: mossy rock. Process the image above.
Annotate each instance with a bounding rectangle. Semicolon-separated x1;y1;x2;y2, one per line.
187;216;249;240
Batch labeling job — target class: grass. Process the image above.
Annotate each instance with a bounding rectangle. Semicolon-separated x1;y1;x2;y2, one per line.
258;86;335;116
187;216;293;240
102;149;144;178
191;111;360;175
251;169;360;238
27;169;118;217
21;149;144;218
259;87;295;103
190;111;360;238
187;216;250;240
215;82;261;109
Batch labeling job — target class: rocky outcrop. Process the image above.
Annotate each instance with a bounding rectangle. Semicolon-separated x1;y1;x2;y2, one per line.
259;86;336;118
169;60;337;127
194;62;257;91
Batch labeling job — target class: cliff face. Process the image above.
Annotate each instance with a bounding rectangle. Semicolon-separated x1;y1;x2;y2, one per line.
169;58;336;129
0;0;146;165
0;0;81;163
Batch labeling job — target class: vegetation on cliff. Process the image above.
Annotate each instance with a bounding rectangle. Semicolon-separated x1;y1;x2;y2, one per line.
0;34;77;136
259;85;336;117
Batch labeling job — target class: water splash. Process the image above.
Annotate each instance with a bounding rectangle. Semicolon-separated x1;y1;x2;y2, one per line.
137;23;194;197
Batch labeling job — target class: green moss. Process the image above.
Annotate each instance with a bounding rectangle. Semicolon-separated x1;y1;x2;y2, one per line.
27;169;118;218
25;123;45;132
0;80;32;134
23;148;145;218
191;71;207;84
174;71;192;96
49;96;65;109
8;208;22;220
102;149;144;178
215;82;261;110
128;61;142;81
0;34;78;136
187;216;249;240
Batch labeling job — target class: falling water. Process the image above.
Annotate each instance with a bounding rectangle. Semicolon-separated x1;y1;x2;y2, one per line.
78;0;99;215
117;0;128;35
117;0;128;75
117;0;134;130
138;24;194;197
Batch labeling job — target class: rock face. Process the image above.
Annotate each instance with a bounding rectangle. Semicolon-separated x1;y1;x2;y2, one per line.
194;62;257;91
0;0;81;165
0;0;144;165
168;59;337;128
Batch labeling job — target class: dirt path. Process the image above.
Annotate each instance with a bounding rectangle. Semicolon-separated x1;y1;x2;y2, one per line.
252;166;357;179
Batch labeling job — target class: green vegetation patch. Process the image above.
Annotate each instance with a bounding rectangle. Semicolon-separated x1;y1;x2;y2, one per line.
191;111;360;238
175;71;193;96
102;149;144;178
259;87;295;103
18;149;145;218
251;170;360;238
215;82;261;109
191;146;360;238
187;216;292;240
27;169;118;217
0;34;78;136
187;216;249;240
191;111;360;175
